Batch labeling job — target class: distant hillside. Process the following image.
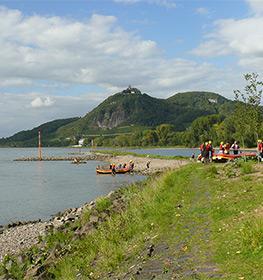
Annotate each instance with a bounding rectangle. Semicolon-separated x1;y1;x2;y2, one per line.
167;91;234;117
56;88;220;138
0;118;79;147
0;89;236;147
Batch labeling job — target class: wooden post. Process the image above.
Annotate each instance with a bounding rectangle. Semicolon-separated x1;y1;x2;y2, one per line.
38;131;41;160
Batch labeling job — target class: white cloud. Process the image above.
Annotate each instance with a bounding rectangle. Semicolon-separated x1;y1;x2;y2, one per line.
191;10;263;68
0;7;162;91
189;40;231;58
246;0;263;15
31;97;54;108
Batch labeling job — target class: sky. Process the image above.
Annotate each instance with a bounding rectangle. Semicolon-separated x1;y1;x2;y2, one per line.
1;0;263;137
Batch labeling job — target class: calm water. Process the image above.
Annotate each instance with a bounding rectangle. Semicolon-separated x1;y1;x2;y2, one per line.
0;148;148;226
0;147;195;226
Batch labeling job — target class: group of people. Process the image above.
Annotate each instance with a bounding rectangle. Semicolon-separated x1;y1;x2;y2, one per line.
199;141;214;163
197;140;240;163
109;160;134;173
219;141;240;155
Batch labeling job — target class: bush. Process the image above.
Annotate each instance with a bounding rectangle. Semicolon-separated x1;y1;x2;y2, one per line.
95;197;112;212
240;162;255;175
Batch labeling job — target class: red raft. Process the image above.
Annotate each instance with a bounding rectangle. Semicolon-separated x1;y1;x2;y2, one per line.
96;166;131;174
212;152;256;163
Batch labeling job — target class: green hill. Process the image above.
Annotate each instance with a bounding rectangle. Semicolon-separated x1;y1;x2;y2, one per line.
56;89;227;138
0;89;236;147
167;91;233;116
0;117;79;147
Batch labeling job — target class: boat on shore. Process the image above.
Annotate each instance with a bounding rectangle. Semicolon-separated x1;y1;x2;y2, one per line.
96;166;131;174
212;152;256;163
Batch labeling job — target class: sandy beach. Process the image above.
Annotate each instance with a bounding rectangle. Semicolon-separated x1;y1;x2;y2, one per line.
99;154;189;175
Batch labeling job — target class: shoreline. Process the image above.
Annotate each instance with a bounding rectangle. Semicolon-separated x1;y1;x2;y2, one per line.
0;154;189;265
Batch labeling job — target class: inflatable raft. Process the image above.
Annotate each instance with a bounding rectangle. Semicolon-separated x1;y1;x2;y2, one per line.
212;152;256;163
96;166;131;174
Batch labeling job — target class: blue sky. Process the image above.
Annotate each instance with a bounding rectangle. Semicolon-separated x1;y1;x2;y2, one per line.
1;0;263;137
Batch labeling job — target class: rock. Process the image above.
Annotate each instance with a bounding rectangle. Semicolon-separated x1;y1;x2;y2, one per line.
89;215;99;224
52;217;64;230
76;207;83;216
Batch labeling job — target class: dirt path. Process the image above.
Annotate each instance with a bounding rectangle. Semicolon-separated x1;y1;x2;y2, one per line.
110;178;222;279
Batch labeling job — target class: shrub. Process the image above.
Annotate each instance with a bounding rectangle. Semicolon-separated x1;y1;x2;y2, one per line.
95;197;112;212
240;162;255;175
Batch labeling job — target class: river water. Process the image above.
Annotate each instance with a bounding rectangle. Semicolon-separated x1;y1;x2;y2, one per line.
0;147;195;226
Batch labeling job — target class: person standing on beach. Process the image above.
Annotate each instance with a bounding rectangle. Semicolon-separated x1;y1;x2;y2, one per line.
258;140;263;160
208;141;214;160
200;142;205;160
231;141;240;155
204;142;210;163
219;142;225;154
225;142;230;154
146;160;151;168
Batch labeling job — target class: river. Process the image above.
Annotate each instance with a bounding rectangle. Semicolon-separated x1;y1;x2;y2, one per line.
0;147;195;226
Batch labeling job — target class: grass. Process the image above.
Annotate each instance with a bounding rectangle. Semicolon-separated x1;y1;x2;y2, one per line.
2;161;263;279
93;149;188;160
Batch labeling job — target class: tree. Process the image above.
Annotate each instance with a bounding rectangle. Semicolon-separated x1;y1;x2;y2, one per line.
156;124;175;146
190;114;222;144
142;130;159;146
234;73;263;160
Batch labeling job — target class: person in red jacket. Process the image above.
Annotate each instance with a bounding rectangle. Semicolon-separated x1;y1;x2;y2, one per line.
225;142;230;154
258;140;263;160
200;142;206;159
204;142;210;163
231;141;240;155
219;142;225;154
208;140;214;159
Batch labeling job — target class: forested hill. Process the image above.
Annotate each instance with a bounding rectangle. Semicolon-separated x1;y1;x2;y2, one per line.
0;88;235;147
167;91;234;116
0;118;79;147
56;89;234;138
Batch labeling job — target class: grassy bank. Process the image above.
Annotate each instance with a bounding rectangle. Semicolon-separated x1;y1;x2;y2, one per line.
92;149;188;160
2;160;263;279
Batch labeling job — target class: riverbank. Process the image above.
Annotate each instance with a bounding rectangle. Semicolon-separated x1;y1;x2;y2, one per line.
0;154;188;267
3;157;263;279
